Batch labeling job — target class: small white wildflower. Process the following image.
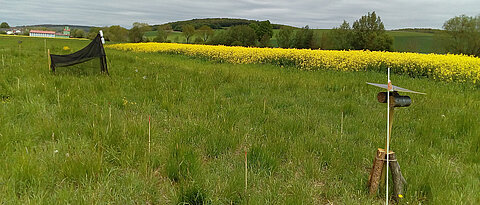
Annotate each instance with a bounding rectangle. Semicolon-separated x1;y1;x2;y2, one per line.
65;153;70;157
143;76;147;80
135;69;138;72
54;149;59;154
441;114;445;118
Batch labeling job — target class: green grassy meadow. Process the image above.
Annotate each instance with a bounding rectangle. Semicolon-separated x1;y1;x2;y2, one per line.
0;35;479;204
388;31;438;54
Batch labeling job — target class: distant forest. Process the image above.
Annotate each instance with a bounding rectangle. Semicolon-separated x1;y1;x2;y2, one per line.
153;18;294;31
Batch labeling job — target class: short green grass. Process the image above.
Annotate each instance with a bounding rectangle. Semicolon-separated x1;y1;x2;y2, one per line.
388;31;440;53
0;35;479;204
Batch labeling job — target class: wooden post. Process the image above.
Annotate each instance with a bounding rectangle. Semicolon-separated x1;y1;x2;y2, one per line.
245;150;248;192
368;148;386;195
109;104;112;131
386;105;395;150
388;152;406;201
148;116;151;154
47;49;51;72
57;89;60;106
263;98;266;114
340;111;344;136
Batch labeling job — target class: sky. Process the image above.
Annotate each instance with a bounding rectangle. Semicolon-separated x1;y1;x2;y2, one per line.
1;0;479;29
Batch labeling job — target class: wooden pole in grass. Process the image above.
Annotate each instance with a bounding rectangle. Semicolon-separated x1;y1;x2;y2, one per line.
263;98;266;114
109;103;112;131
146;115;151;177
148;116;151;154
386;106;395;150
388;152;406;201
2;54;4;67
385;67;392;205
245;150;248;192
340;111;344;136
47;49;51;72
56;88;60;106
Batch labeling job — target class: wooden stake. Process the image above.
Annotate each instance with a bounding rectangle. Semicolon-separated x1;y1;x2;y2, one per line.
386;105;395;149
148;116;151;154
245;150;248;192
47;49;51;72
368;148;386;195
1;54;4;67
57;89;60;106
386;68;392;205
263;98;266;114
109;104;112;125
389;152;407;201
340;112;344;135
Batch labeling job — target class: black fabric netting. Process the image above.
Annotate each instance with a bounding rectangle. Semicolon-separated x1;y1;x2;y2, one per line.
50;34;108;74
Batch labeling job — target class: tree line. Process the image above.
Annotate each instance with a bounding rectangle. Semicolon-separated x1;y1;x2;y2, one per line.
3;12;479;56
85;12;480;57
154;18;287;31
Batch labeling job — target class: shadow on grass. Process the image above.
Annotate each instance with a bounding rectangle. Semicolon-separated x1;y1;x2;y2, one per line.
52;59;108;77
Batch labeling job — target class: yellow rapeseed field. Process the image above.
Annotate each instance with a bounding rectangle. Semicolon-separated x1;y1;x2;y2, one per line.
106;43;480;84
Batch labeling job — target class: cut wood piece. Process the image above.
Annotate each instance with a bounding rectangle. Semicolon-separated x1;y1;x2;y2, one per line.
379;149;394;191
368;148;386;195
389;152;407;201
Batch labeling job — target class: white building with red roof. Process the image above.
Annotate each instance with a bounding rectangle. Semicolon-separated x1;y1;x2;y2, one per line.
29;30;56;38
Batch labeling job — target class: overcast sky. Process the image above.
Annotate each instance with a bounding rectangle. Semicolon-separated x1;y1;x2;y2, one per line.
1;0;479;29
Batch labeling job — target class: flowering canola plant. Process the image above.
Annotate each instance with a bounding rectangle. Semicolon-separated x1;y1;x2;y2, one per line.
107;43;480;84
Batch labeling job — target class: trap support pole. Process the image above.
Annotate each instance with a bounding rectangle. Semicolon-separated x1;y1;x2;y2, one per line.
368;92;407;201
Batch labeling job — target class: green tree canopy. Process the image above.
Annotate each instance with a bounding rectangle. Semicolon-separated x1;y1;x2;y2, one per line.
442;15;480;56
197;25;214;43
209;25;256;46
276;26;294;48
328;20;353;50
0;22;10;28
182;24;196;43
87;27;104;39
227;25;257;46
106;25;128;42
250;20;273;47
351;11;393;51
71;29;86;38
129;22;151;43
293;25;315;49
153;25;171;43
